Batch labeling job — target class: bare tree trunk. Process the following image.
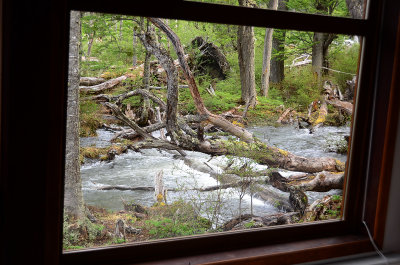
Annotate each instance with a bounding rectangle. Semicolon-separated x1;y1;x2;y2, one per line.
237;0;257;107
132;26;137;67
64;10;85;220
261;0;278;97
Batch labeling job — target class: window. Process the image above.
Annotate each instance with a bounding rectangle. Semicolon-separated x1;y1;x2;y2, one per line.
64;12;361;249
2;0;399;265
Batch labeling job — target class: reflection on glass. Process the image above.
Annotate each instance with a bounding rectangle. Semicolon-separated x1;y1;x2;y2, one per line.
63;12;360;251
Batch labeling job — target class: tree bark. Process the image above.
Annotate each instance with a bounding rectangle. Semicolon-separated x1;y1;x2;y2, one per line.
64;10;85;220
261;0;278;97
237;0;257;107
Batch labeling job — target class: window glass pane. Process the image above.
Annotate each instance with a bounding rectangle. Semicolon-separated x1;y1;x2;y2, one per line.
186;0;366;19
63;12;360;251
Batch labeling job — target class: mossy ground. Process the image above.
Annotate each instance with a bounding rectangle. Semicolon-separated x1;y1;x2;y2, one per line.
63;201;211;250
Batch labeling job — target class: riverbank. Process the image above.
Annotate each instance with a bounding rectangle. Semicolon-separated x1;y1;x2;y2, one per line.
63;194;343;250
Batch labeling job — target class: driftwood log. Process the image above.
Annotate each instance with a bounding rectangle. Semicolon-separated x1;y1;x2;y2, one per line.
80;75;128;94
310;100;328;133
326;99;353;115
268;171;344;192
80;77;106;86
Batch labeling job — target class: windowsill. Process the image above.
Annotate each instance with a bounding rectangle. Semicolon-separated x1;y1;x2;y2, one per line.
62;234;373;265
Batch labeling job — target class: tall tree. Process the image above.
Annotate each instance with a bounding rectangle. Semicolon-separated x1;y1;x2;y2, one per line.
345;0;364;19
64;10;85;219
312;32;336;78
261;0;279;97
311;0;341;79
270;0;288;83
270;29;286;83
237;0;257;107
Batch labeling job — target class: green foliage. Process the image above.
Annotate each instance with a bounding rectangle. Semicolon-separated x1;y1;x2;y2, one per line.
79;101;102;137
63;213;105;249
286;0;349;17
277;66;320;110
145;200;210;239
329;43;359;89
113;238;126;244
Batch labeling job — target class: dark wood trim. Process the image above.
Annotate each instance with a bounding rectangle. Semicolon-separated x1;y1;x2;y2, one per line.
68;0;367;35
62;220;354;265
374;15;400;248
0;0;396;265
129;235;372;265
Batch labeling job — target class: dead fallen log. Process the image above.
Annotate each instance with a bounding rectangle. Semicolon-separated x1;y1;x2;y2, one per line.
80;77;106;86
268;171;344;192
326;99;353;115
80;75;127;94
221;212;300;231
277;107;293;124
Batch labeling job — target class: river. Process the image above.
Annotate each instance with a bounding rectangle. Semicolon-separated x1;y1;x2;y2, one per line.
80;125;349;223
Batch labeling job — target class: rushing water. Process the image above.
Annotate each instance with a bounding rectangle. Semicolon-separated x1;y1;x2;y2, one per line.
80;125;348;221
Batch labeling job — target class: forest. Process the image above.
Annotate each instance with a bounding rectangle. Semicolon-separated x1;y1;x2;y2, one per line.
63;0;362;250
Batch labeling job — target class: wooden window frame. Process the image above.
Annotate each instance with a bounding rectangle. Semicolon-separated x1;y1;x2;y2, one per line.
1;0;398;264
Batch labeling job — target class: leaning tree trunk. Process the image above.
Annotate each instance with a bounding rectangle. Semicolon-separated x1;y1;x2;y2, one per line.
237;0;257;107
261;0;278;97
64;10;85;220
148;17;254;143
